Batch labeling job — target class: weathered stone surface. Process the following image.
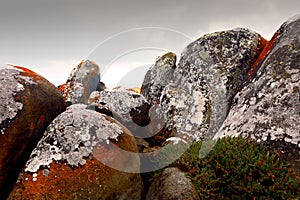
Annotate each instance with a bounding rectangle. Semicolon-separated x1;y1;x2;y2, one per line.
147;82;205;144
89;89;150;138
146;167;199;200
0;65;66;199
214;15;300;157
141;52;177;105
9;104;143;199
148;29;266;144
59;60;100;105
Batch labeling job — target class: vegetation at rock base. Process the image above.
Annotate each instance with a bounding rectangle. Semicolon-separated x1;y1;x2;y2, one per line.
172;136;300;199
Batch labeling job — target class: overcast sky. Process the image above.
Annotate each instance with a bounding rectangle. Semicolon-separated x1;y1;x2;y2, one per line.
0;0;299;88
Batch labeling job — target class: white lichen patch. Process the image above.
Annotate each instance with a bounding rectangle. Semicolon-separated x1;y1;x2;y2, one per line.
166;137;187;144
152;82;210;141
25;104;123;173
190;90;207;124
89;90;147;122
0;67;25;133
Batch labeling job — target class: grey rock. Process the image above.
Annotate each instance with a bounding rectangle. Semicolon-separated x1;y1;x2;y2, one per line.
149;29;265;143
62;60;100;104
96;81;107;91
89;89;150;138
146;167;199;200
141;52;176;105
215;15;300;156
0;67;25;133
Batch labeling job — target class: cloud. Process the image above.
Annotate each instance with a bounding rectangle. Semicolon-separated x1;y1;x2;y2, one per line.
101;58;159;89
205;17;276;39
29;59;80;86
1;0;299;89
194;0;300;40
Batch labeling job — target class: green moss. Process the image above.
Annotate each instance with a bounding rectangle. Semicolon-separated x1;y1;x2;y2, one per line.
160;52;177;68
163;52;176;60
172;136;300;199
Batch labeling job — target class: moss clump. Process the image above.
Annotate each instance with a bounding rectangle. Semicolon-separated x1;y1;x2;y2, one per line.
172;136;300;199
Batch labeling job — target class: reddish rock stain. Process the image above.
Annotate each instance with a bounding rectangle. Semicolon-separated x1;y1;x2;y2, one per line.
241;31;279;90
37;115;45;129
14;66;44;82
57;84;66;93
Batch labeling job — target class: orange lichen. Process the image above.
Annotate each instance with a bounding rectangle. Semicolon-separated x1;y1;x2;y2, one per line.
14;66;36;74
9;152;140;199
9;159;111;199
14;66;44;82
112;86;122;90
241;31;279;89
57;84;66;93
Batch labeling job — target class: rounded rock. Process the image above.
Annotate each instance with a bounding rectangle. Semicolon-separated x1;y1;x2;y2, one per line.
0;65;66;198
59;60;100;105
146;167;199;200
8;104;143;199
141;52;177;105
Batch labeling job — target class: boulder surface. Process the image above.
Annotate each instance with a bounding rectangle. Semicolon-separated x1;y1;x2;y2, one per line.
215;15;300;158
58;60;100;105
146;167;199;200
147;29;266;144
9;104;143;199
0;65;66;199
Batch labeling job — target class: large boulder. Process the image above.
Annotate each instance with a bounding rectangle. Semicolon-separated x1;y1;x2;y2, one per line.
214;16;300;157
146;167;199;200
141;52;177;105
0;65;66;199
89;89;150;138
58;60;100;105
9;104;143;199
147;29;266;144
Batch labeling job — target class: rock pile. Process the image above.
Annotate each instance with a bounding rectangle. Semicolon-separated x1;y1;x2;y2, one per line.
0;15;299;199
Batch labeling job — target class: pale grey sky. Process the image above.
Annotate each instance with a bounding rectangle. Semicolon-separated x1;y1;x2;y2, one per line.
0;0;299;87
